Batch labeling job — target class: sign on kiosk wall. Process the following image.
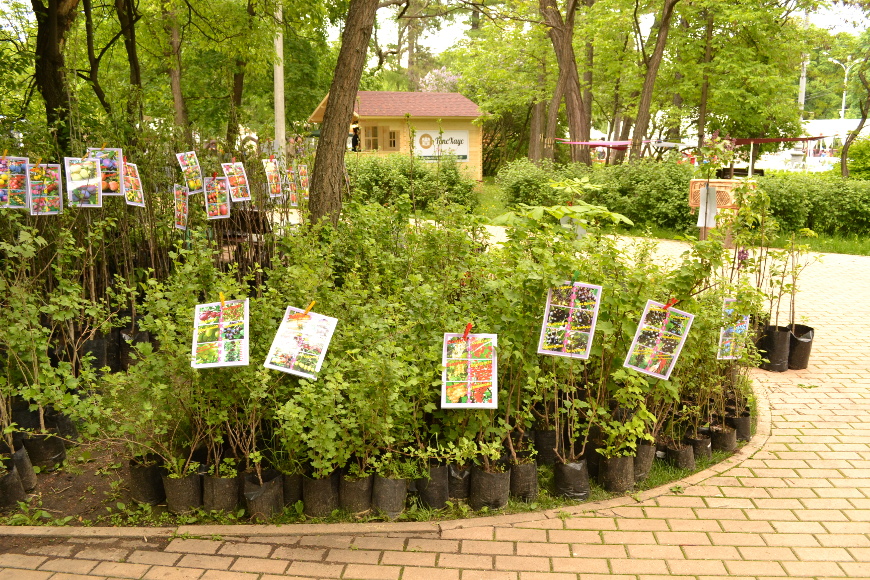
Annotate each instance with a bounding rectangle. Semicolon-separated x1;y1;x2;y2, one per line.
416;130;469;161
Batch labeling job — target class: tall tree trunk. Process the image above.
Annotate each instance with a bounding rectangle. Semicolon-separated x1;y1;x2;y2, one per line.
31;0;80;156
611;111;633;164
116;0;143;125
82;0;112;117
696;11;713;146
162;0;191;145
543;75;565;160
226;0;254;151
539;0;591;164
841;71;870;178
630;0;679;160
582;0;594;157
528;100;545;161
666;16;689;142
310;0;379;225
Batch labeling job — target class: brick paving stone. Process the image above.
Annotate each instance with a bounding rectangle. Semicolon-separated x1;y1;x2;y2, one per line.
615;518;670;531
437;554;493;570
143;565;208;579
654;531;711;546
286;560;345;578
0;554;48;569
548;530;601;544
609;558;669;575
352;537;406;551
626;544;684;559
666;518;721;532
200;571;259;580
38;559;99;575
550;557;609;574
217;542;273;558
781;560;847;576
271;546;327;561
519;573;575;580
176;554;234;570
380;550;437;567
27;545;75;558
0;570;52;580
229;557;290;574
326;548;381;564
459;571;516;580
492;556;549;572
341;563;401;580
128;550;182;566
164;538;221;554
45;574;104;580
665;558;729;576
407;539;460;553
441;528;495;541
90;561;152;578
300;535;355;549
400;566;460;580
460;541;514;555
514;542;569;558
569;544;626;558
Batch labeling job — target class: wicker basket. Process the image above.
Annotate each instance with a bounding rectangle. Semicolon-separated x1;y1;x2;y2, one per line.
688;179;752;209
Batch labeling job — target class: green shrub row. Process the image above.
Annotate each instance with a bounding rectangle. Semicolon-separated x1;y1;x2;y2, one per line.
495;157;870;236
346;154;477;211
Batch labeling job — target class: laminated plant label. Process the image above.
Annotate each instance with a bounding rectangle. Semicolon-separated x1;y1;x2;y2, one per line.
624;300;694;380
122;162;145;207
176;151;204;194
191;298;250;368
28;164;62;215
64;157;102;208
221;161;251;202
262;158;283;199
296;164;309;200
0;156;29;209
204;176;231;220
264;306;338;379
717;298;750;360
173;184;188;230
537;281;602;359
86;147;124;197
285;166;298;206
441;333;498;409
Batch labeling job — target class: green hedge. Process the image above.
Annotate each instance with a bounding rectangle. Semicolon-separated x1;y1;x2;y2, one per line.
347;154;477;211
496;157;870;236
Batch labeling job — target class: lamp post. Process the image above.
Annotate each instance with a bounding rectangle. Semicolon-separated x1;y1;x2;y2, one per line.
829;57;856;119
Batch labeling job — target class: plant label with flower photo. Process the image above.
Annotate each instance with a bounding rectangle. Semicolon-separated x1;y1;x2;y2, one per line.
717;298;750;360
175;151;204;194
441;333;498;409
624;300;694;380
122;162;145;207
64;157;102;208
262;158;284;199
0;156;29;209
285;166;298;206
173;184;188;230
86;147;124;198
538;282;602;359
221;161;251;202
191;298;250;368
28;163;62;216
296;164;309;200
204;176;231;220
264;306;338;379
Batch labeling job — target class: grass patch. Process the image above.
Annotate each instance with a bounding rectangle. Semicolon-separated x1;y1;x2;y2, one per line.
475;178;506;220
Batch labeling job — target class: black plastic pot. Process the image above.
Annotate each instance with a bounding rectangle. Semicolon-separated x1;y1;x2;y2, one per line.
711;425;738;452
600;455;634;492
302;473;338;517
584;444;604;480
120;327;151;371
22;433;66;472
788;324;814;370
45;410;78;448
759;325;790;372
162;472;203;514
416;465;448;509
554;460;590;500
666;444;695;470
468;465;509;511
283;473;303;507
533;430;558;466
447;464;471;500
686;435;712;461
633;443;656;482
372;475;407;519
509;461;538;502
0;465;26;507
203;474;241;513
128;457;166;505
339;474;373;514
727;413;752;442
12;446;37;493
244;470;284;521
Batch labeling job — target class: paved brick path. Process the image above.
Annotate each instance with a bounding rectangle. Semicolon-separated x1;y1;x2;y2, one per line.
1;248;868;579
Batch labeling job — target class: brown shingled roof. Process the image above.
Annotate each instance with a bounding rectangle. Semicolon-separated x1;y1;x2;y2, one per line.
356;91;480;118
308;91;481;123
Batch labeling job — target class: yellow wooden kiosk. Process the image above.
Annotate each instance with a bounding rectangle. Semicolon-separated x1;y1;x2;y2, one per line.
309;91;484;181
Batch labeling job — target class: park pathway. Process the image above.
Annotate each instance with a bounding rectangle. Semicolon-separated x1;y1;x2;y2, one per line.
1;247;869;579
